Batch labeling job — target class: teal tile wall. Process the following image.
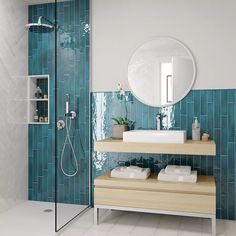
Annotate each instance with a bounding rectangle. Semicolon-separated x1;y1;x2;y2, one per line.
28;0;90;205
92;90;236;220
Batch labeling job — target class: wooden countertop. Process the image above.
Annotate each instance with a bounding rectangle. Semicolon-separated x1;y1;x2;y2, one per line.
94;138;216;156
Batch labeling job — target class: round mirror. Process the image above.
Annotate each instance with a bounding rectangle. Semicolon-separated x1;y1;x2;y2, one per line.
128;37;196;107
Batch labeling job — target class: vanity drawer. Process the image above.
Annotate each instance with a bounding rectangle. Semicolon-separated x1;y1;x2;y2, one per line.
94;187;216;214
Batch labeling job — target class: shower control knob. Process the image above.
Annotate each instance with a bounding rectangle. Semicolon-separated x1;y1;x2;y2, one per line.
70;111;76;119
65;111;77;119
57;120;65;130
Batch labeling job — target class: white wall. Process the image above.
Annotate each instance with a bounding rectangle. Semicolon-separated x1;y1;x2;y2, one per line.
91;0;236;92
0;0;28;213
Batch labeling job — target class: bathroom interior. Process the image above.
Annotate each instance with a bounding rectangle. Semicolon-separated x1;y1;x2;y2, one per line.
0;0;235;235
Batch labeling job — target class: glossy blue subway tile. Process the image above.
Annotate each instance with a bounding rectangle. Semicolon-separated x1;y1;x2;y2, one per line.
185;156;193;167
228;143;235;182
180;156;187;166
206;157;214;176
28;0;90;205
207;90;214;103
221;116;228;155
207;103;214;137
186;90;193;103
221;90;228;116
220;157;228;194
200;156;207;175
228;103;235;142
214;129;221;161
180;115;187;131
200;115;207;134
193;90;200;117
42;173;47;201
37;142;43;177
37;177;43;200
227;183;235;219
200;91;207;115
214;92;221;128
173;103;180;128
221;195;228;219
180;97;187;115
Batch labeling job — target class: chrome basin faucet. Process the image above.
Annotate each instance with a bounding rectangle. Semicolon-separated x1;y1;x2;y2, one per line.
156;113;166;130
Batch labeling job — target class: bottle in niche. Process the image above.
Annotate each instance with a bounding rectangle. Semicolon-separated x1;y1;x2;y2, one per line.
35;86;42;99
33;109;39;122
192;117;200;141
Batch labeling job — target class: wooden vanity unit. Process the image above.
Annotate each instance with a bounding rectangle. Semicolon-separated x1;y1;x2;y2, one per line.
94;139;216;235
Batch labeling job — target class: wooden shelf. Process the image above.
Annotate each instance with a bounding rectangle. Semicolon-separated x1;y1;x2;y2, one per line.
29;122;49;125
94;138;216;156
29;99;48;101
95;172;216;195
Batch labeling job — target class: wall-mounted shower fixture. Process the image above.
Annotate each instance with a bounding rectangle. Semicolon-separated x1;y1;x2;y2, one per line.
60;117;79;177
65;94;70;115
57;120;65;130
25;16;55;33
65;94;77;119
26;16;77;50
58;94;78;177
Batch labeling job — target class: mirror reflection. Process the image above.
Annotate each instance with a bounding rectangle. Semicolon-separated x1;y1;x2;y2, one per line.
128;38;196;107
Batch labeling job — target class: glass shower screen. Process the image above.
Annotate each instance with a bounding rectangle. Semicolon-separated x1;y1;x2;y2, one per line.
55;0;90;231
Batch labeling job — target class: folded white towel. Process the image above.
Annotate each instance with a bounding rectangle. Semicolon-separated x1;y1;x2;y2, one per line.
158;169;197;183
116;167;126;172
126;166;143;172
165;165;191;176
111;166;150;180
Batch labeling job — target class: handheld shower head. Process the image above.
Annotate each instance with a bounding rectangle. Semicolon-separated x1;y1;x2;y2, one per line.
65;94;70;115
64;94;76;119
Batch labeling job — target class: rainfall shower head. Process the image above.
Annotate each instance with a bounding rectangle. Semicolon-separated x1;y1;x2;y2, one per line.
25;16;55;33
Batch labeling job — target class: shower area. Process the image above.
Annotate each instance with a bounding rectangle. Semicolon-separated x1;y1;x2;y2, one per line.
0;0;90;235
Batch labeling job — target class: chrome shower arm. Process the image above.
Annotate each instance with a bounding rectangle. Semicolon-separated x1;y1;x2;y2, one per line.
38;16;56;27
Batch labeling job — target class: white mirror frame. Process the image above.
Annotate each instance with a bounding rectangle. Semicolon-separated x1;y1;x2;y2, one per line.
127;37;197;107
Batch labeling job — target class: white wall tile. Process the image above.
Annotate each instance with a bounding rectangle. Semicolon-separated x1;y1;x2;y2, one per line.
0;0;28;213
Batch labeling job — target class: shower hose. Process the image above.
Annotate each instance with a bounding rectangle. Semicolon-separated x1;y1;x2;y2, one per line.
60;117;79;177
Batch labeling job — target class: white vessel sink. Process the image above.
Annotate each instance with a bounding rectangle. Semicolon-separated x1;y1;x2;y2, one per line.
123;130;187;144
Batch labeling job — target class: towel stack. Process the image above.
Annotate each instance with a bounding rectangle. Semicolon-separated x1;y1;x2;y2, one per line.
111;166;151;180
158;165;197;183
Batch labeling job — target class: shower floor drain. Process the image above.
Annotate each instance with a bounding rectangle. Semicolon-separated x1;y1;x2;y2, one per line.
43;209;53;213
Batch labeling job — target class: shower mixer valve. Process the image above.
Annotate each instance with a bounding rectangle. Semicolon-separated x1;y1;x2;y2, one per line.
57;120;65;130
65;111;76;119
65;94;76;119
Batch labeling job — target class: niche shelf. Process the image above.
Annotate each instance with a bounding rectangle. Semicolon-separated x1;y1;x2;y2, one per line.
27;75;50;124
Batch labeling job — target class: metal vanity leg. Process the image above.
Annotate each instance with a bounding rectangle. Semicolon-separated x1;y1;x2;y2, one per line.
212;215;216;236
94;207;99;225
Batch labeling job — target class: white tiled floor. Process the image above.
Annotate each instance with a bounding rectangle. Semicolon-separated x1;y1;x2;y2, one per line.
0;201;88;236
59;209;236;236
0;201;236;236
